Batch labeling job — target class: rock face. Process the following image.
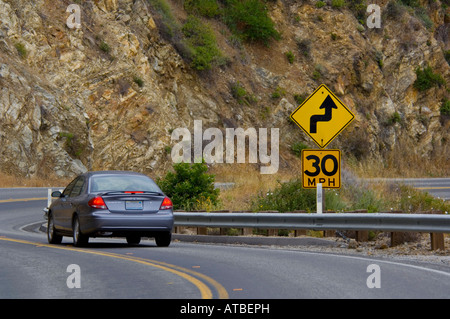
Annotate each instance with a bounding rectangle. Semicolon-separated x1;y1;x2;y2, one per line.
0;0;448;178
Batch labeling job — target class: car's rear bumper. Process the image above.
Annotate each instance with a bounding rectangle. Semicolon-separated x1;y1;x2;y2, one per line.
80;211;174;236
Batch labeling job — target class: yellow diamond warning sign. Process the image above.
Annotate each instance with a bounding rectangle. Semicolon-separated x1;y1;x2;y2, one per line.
290;84;354;148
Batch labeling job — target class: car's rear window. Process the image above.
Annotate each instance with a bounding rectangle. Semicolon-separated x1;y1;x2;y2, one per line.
89;175;162;193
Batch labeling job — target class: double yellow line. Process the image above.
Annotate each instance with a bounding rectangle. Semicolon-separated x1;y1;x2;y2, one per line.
0;237;228;299
0;197;47;203
0;196;229;298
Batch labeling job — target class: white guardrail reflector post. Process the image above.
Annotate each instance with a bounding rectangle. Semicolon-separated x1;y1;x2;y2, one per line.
317;183;323;214
47;189;52;208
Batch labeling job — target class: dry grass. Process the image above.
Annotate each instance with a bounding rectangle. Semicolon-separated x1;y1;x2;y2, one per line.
348;153;450;178
346;138;450;178
208;163;302;211
0;172;70;188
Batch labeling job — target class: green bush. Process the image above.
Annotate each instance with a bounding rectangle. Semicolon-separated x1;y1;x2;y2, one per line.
251;178;349;213
290;142;309;157
224;0;280;45
230;81;257;105
331;0;346;8
14;42;27;58
99;41;111;53
182;16;223;70
346;0;367;20
441;99;450;116
285;51;295;64
445;50;450;65
293;93;306;105
157;161;220;211
413;66;445;91
184;0;221;17
316;1;326;8
399;0;420;7
133;76;144;87
414;7;433;29
251;179;317;212
387;111;402;125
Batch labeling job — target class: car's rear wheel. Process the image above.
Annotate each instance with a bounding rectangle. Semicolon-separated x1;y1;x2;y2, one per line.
47;213;63;244
126;235;141;246
72;216;89;247
155;232;171;247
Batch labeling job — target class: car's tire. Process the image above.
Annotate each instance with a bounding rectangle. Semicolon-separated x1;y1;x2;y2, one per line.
47;213;63;244
126;235;141;246
72;216;89;247
155;232;171;247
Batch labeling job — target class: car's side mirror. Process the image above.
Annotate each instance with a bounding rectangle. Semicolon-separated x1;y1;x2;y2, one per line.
51;191;62;198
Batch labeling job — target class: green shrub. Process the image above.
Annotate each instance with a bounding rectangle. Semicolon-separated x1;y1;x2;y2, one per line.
441;99;450;116
290;142;308;157
133;76;144;87
445;50;450;65
15;43;27;58
293;93;306;105
413;65;445;91
414;7;433;29
224;0;280;45
182;16;223;70
251;179;317;212
296;39;311;57
184;0;221;17
285;51;295;64
148;0;182;41
271;86;286;99
331;0;346;8
398;185;450;213
99;41;111;53
399;0;420;7
230;81;256;105
346;0;367;20
157;161;220;211
387;111;402;125
316;1;326;8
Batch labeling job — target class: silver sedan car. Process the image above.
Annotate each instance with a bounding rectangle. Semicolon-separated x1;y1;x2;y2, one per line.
47;171;174;247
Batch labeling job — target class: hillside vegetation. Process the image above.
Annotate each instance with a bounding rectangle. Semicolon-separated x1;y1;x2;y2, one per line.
0;0;448;182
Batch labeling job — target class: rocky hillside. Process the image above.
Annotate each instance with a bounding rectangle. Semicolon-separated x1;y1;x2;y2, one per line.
0;0;449;179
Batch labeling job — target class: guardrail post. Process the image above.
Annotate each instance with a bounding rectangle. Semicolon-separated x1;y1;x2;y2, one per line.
346;210;369;242
260;210;279;236
430;232;445;251
192;210;208;235
323;211;336;237
385;210;406;247
422;211;446;251
292;210;307;236
174;210;187;234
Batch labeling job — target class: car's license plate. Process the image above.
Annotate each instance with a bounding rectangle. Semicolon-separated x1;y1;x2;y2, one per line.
125;201;143;210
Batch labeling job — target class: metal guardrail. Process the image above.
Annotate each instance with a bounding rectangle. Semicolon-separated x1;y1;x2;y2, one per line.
174;212;450;233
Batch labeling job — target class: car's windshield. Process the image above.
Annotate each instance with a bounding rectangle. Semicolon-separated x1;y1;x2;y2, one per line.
90;175;162;193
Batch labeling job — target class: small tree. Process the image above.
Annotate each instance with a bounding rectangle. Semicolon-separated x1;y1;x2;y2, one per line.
157;162;220;211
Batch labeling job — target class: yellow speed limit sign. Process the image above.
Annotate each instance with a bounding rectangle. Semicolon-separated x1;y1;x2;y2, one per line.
302;149;341;189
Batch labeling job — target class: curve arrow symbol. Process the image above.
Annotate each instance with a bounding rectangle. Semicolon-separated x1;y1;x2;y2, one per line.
310;95;337;134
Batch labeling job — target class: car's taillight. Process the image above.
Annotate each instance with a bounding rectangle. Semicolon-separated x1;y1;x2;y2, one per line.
160;197;173;210
88;196;107;209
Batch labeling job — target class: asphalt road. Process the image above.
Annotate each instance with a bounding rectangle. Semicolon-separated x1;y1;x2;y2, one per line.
0;188;449;304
